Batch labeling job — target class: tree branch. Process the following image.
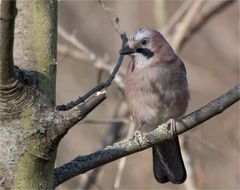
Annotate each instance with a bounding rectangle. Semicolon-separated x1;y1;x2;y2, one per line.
54;84;240;186
97;0;126;37
161;0;193;35
56;43;125;111
0;0;17;85
170;0;206;51
181;0;235;46
79;102;128;189
58;26;96;60
56;0;127;111
113;121;135;189
57;32;125;89
56;91;107;134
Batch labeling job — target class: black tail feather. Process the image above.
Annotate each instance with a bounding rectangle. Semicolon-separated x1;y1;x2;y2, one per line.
152;136;186;184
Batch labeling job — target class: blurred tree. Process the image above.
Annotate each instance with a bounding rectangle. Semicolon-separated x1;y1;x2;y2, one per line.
0;0;238;190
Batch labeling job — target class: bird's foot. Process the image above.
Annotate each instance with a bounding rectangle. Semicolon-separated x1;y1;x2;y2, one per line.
132;130;145;145
167;118;177;139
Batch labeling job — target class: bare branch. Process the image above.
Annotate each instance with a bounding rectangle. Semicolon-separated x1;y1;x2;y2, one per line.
97;0;126;37
61;91;107;130
113;121;135;189
58;43;125;89
79;102;128;189
182;0;235;46
161;0;193;35
79;167;102;190
52;92;107;140
54;84;240;186
55;49;125;111
0;0;17;85
179;137;197;190
58;20;127;189
162;2;235;188
47;92;107;142
58;43;90;62
170;0;206;51
58;26;96;61
56;1;128;111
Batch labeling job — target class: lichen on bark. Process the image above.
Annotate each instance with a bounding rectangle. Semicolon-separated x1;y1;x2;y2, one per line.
0;0;59;189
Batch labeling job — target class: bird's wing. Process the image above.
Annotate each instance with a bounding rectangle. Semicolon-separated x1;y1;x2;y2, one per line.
177;56;187;75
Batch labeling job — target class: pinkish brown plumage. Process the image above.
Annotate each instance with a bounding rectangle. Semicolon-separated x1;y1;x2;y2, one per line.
120;28;190;184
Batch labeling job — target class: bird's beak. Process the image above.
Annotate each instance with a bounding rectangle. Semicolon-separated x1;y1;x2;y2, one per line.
119;45;136;55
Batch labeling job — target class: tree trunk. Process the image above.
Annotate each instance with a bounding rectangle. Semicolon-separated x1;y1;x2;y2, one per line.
0;0;58;189
1;0;239;189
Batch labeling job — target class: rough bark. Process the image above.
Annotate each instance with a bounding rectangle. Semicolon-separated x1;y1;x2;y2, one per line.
0;0;58;189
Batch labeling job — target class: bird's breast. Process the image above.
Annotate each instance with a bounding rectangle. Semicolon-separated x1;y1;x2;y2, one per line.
125;67;163;130
124;63;189;132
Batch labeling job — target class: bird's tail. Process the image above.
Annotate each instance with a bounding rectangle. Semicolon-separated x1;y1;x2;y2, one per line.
152;136;186;184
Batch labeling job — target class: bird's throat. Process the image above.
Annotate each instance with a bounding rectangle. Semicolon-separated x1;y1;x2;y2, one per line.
133;52;152;69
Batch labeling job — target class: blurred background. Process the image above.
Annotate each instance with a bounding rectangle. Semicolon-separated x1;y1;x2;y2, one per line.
56;1;239;189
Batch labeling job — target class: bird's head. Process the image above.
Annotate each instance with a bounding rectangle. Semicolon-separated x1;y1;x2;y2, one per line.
120;28;174;68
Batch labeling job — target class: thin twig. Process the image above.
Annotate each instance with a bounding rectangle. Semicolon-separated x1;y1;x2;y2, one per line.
171;0;206;51
63;91;107;129
161;0;193;35
75;1;130;185
56;0;128;111
162;2;202;189
113;121;135;189
79;167;102;190
54;84;240;186
153;0;167;30
97;0;126;37
55;91;107;136
57;43;125;89
56;37;126;111
179;136;197;190
58;26;95;60
164;2;235;189
181;0;235;46
79;102;129;189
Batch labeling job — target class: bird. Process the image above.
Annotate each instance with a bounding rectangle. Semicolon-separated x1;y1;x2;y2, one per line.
120;28;190;184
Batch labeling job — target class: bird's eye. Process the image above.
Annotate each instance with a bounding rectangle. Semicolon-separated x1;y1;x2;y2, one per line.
141;39;149;46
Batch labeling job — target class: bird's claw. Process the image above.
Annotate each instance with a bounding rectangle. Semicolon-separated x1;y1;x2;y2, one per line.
132;130;145;145
167;118;177;139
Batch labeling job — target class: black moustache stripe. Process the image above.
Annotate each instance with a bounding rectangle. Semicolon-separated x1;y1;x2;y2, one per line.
136;48;154;59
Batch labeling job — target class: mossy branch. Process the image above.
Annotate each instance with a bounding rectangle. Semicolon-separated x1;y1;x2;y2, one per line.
55;91;107;137
53;84;240;186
